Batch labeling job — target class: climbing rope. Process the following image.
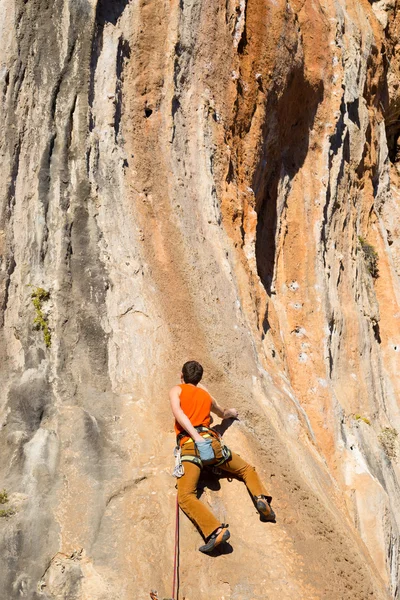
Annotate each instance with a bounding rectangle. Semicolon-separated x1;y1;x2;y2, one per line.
172;493;180;600
150;494;179;600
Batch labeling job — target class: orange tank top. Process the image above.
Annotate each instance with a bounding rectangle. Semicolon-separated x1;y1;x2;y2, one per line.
174;384;212;437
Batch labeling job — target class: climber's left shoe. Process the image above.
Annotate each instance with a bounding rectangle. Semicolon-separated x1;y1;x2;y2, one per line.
199;525;230;553
255;495;276;522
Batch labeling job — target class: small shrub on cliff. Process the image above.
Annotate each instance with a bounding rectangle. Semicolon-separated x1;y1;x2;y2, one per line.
0;508;15;518
354;414;371;425
0;490;15;517
358;236;379;278
378;427;398;460
31;287;51;347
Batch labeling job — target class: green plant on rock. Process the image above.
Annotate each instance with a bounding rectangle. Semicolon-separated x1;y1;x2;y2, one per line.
0;489;15;518
354;414;371;425
378;427;398;460
31;287;51;347
358;236;379;278
0;508;15;518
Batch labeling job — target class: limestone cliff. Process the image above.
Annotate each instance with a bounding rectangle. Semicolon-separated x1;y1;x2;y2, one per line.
1;0;400;599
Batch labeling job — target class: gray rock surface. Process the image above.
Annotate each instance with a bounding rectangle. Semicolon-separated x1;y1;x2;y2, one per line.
0;0;400;598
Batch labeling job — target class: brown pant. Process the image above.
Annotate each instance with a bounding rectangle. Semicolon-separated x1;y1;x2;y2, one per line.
177;439;269;539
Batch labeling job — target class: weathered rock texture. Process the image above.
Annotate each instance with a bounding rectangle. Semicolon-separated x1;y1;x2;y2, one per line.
1;0;400;598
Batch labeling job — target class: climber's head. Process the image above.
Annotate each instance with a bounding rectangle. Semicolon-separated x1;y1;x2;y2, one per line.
181;361;203;385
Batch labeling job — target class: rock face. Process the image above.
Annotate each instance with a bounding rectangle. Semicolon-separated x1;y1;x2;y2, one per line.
1;0;400;598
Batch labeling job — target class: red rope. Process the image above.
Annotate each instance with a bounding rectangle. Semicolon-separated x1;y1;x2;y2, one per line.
172;493;179;600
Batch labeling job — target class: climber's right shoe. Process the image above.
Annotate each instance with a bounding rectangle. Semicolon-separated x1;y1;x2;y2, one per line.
199;525;230;553
255;495;276;522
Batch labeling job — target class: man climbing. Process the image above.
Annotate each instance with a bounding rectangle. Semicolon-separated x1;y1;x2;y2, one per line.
170;360;275;553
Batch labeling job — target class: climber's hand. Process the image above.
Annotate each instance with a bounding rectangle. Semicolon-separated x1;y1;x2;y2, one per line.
224;408;238;419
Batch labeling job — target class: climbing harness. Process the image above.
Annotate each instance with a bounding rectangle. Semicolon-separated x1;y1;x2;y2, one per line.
177;425;218;446
174;425;232;474
180;453;203;469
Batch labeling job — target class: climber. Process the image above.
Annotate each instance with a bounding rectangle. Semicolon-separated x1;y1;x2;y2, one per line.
170;360;275;553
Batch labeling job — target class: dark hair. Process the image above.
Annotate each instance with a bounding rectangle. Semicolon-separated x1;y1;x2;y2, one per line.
182;361;203;385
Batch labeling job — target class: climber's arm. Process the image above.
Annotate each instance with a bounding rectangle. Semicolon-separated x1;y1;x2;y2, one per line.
169;386;203;442
211;399;238;420
198;383;238;420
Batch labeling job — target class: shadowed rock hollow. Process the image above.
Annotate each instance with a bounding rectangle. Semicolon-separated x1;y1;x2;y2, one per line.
1;0;400;598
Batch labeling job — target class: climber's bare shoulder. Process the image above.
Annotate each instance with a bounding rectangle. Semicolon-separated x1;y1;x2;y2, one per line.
197;383;222;413
169;385;182;399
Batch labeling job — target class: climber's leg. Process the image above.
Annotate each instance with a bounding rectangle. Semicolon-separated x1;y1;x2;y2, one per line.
219;452;269;496
177;460;221;539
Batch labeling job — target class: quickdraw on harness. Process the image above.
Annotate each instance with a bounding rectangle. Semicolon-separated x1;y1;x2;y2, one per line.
173;446;184;478
173;426;232;477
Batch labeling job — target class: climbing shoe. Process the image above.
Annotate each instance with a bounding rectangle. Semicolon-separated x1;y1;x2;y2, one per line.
255;495;276;522
199;525;230;553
